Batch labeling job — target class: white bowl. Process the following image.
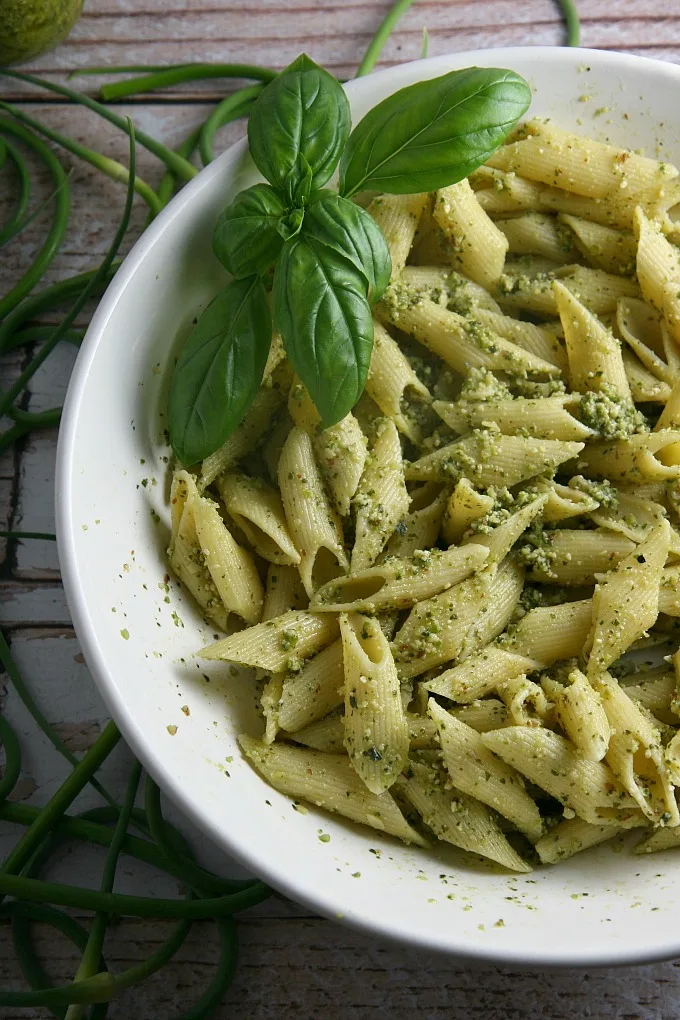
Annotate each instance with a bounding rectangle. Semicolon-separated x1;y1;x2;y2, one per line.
57;47;680;967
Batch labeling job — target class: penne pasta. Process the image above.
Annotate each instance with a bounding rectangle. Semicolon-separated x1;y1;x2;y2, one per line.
429;699;543;842
201;610;339;672
482;726;643;827
352;418;409;571
217;471;300;566
340;613;408;794
311;544;488;613
432;179;509;288
395;760;531;872
278;426;349;596
240;736;426;846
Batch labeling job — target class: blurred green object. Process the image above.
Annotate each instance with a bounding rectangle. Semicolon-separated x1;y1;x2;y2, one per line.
0;0;84;65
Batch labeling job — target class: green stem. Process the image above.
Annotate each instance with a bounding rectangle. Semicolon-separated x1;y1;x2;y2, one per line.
153;126;201;217
94;63;277;102
0;120;70;320
0;872;270;918
1;802;190;881
0;265;119;356
3;326;84;352
0;136;31;246
0;631;118;809
8;406;62;427
0;717;21;806
0;102;161;215
557;0;581;46
144;777;257;896
355;0;417;77
0;971;115;1009
198;85;263;166
8;902;91;1020
0;531;56;540
175;919;238;1020
64;762;142;1020
0;123;138;419
1;70;198;182
0;722;121;889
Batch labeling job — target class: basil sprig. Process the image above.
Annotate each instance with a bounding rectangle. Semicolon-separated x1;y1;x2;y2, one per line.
168;57;531;463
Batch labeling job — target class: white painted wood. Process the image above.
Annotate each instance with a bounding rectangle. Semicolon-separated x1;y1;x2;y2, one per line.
3;2;680;1016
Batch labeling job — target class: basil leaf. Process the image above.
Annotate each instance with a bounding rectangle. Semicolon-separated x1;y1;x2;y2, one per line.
212;184;285;279
339;67;531;197
273;236;373;427
303;190;391;302
248;53;351;202
168;276;271;465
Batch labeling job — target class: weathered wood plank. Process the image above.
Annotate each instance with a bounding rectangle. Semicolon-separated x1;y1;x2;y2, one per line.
3;912;680;1019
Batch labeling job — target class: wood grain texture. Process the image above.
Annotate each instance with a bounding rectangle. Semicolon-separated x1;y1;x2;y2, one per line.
3;1;680;1017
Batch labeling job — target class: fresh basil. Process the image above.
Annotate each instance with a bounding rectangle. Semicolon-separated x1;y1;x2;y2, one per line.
168;55;534;459
273;236;373;427
339;67;531;197
212;184;285;279
247;54;351;204
168;276;271;465
303;190;391;301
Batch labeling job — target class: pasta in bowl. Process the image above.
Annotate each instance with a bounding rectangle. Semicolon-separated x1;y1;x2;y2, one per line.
58;47;680;965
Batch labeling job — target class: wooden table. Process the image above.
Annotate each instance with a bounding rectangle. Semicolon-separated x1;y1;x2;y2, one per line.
2;1;680;1016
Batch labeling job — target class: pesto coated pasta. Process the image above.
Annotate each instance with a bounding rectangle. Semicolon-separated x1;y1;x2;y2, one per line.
167;119;680;873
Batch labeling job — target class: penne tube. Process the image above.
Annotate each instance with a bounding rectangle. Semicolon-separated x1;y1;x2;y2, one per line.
559;213;637;275
433;394;592;442
201;610;339;671
277;639;345;733
395;760;531;872
537;479;599;522
217;471;300;566
622;668;678;725
278;426;349;596
536;818;627;865
575;431;680;483
432;179;509;288
482;726;643;827
192;492;264;626
261;674;284;744
424;647;540;702
554;281;631;400
488;120;675;199
240;736;426;846
262;563;308;621
378;290;559;377
441;479;494;546
496;674;551;728
499;264;640;317
592;671;679;826
496;212;577;264
288;378;367;516
429;699;543;842
365;320;432;444
352;418;409;571
393;558;524;679
526;529;636;585
473;307;567;371
311;544;488;613
200;369;288;488
550;668;610;762
367;192;429;277
586;521;670;677
168;472;230;632
449;698;509;732
623;349;672;403
382;482;449;560
340;613;408;794
405;431;584;488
